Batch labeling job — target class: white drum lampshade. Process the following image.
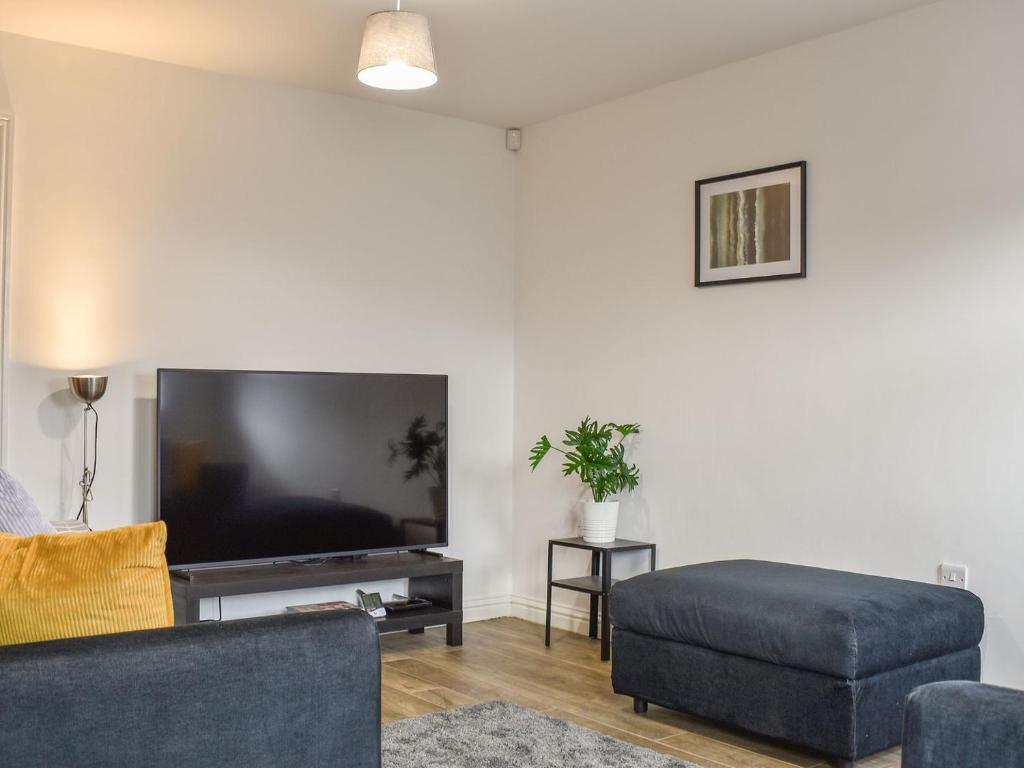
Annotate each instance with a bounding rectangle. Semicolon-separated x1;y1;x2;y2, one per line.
357;10;437;90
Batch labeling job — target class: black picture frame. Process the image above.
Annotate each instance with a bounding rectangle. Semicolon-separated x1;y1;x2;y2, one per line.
694;160;807;287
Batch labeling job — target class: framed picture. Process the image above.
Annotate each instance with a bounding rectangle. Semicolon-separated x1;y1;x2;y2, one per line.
695;161;806;287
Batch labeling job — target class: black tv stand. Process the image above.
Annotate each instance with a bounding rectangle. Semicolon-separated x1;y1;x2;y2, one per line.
169;551;463;645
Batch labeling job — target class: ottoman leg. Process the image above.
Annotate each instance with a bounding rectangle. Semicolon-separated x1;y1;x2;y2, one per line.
633;697;648;714
829;760;855;768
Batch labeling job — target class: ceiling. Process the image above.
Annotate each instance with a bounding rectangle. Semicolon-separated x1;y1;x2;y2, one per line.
0;0;939;127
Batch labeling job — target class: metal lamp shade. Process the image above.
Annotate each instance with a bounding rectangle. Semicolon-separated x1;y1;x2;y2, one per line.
69;375;108;404
357;11;437;90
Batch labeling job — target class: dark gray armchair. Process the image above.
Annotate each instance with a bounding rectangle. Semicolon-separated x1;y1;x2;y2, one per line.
0;610;381;768
902;681;1024;768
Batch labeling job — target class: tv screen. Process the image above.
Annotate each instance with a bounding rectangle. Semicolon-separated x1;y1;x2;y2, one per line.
157;369;448;569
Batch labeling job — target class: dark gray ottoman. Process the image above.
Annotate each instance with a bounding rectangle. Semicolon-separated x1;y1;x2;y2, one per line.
902;682;1024;768
610;560;984;765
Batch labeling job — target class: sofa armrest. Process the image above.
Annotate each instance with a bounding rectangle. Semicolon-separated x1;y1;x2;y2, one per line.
902;681;1024;768
0;610;381;768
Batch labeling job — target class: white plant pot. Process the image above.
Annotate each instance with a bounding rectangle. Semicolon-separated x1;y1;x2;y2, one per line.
581;500;619;544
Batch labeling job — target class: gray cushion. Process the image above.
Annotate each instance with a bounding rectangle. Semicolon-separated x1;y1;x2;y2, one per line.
0;468;54;535
609;559;984;679
902;681;1024;768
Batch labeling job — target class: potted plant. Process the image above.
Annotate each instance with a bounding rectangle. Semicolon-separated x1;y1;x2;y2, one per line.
388;416;447;519
529;417;641;543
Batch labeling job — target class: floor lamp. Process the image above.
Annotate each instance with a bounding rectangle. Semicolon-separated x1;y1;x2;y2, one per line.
68;374;108;526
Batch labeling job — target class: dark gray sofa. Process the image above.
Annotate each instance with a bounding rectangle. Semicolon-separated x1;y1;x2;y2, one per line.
610;560;984;765
902;681;1024;768
0;610;381;768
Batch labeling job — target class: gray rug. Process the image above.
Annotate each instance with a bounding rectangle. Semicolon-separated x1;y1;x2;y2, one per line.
383;700;698;767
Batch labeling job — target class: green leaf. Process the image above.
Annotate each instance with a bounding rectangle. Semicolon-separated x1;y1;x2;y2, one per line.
561;451;584;477
529;435;552;471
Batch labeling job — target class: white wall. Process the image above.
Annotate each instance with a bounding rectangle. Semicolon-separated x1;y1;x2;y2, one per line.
0;32;516;615
514;0;1024;685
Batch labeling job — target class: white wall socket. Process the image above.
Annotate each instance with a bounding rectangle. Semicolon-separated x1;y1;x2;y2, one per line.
939;563;968;589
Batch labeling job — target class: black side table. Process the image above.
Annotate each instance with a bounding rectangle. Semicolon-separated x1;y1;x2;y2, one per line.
545;537;656;661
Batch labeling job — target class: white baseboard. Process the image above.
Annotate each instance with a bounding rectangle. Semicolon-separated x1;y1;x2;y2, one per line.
463;592;592;635
463;594;512;623
510;593;592;634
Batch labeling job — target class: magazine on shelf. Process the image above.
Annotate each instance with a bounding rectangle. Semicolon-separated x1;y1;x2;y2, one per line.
285;600;358;614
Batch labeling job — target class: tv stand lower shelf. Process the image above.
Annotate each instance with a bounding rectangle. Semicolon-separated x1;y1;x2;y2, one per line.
169;551;463;646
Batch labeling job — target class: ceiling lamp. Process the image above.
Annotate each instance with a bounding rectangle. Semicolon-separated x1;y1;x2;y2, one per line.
357;1;438;91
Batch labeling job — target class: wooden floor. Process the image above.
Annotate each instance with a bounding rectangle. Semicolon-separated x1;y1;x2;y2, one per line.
379;618;900;768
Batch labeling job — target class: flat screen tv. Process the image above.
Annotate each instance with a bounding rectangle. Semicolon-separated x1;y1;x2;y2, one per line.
157;369;448;570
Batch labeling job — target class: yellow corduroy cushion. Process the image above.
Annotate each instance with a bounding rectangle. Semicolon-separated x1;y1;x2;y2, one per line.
0;521;174;646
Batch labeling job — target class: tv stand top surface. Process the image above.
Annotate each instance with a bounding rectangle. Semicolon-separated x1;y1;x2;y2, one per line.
170;550;461;599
